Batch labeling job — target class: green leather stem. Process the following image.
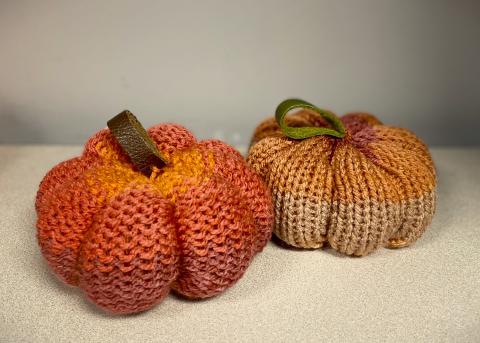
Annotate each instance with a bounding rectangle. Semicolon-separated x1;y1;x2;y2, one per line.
107;110;168;175
275;99;346;139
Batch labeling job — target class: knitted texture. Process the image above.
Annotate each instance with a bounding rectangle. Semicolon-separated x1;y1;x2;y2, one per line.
247;109;436;256
36;124;273;314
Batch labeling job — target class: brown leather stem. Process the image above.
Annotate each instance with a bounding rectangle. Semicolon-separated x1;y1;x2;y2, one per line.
107;110;168;175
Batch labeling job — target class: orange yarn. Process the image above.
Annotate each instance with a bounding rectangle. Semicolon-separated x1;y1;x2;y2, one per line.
36;123;273;314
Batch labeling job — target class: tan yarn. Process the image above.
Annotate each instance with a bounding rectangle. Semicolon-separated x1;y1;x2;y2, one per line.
247;108;436;256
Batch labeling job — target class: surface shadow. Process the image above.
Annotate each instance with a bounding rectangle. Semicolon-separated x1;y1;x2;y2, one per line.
270;234;308;251
271;233;354;258
29;251;80;296
269;226;438;258
30;254;174;318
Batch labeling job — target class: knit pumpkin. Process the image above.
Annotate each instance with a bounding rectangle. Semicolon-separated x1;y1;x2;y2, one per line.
36;111;273;314
247;99;436;256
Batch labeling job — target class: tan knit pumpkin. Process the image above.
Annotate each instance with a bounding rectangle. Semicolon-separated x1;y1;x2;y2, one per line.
247;99;436;256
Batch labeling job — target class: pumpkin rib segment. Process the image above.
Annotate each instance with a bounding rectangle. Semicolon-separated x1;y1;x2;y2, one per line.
328;143;402;255
255;136;334;248
367;127;436;246
369;140;435;187
36;157;86;211
267;139;308;246
78;186;179;314
247;136;296;181
272;192;332;249
387;191;436;247
36;156;114;286
36;167;103;285
199;140;273;252
172;178;256;299
285;137;334;247
368;126;435;181
199;139;243;160
375;126;432;157
147;123;197;157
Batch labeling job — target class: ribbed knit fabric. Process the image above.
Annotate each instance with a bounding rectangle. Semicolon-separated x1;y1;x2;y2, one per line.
247;109;436;256
36;124;273;314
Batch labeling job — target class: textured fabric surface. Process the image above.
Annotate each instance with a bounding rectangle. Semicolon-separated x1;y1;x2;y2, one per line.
248;110;437;255
35;125;273;314
0;146;479;343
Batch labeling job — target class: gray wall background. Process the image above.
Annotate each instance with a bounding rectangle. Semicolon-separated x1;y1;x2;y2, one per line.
1;0;479;147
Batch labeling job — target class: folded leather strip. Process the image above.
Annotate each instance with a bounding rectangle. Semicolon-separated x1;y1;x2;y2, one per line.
107;110;168;175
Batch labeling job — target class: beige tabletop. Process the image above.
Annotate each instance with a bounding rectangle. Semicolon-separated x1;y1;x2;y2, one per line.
1;146;479;343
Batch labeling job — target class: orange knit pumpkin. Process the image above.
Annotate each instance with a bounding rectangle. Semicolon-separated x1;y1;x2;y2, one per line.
247;99;436;256
36;115;273;314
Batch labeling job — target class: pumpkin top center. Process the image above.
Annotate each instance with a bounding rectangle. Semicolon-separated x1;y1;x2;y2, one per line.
275;99;346;140
107;110;168;175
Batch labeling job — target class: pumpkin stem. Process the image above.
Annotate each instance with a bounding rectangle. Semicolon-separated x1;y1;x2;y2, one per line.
275;99;346;139
107;110;168;176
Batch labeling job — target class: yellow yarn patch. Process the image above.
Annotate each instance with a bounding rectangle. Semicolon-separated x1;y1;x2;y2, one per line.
86;143;214;204
95;140;123;161
151;148;214;201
